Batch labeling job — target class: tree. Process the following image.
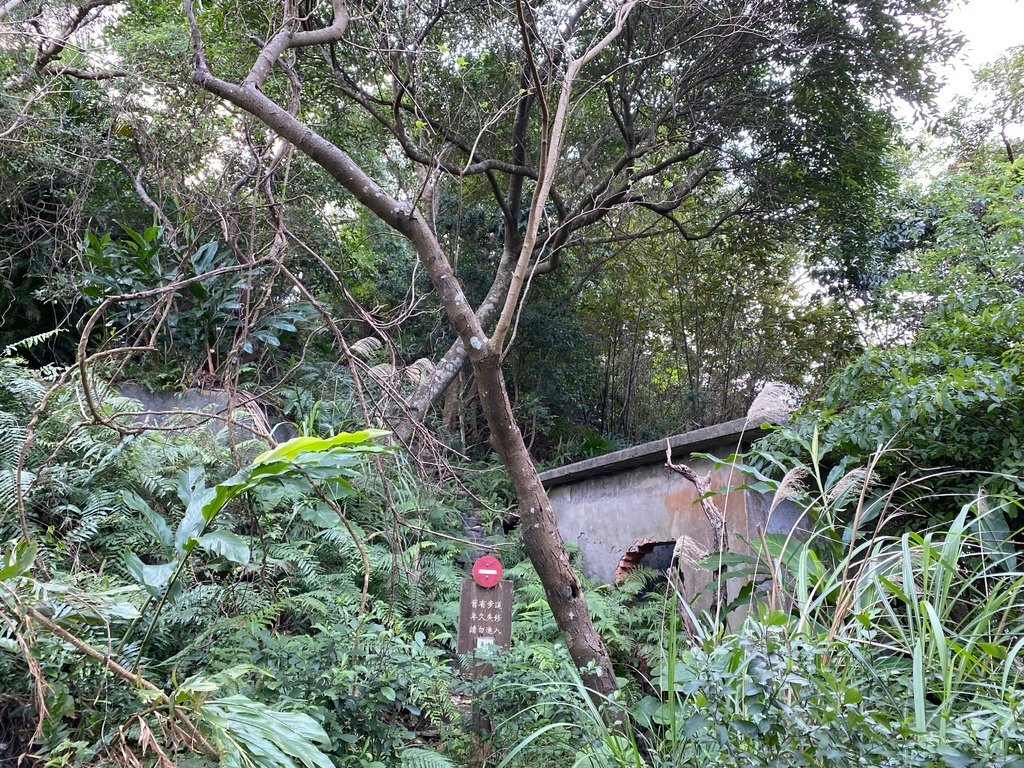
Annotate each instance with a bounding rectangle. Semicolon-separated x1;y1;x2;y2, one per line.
559;220;859;443
164;0;953;691
2;0;955;691
762;51;1024;519
945;44;1024;164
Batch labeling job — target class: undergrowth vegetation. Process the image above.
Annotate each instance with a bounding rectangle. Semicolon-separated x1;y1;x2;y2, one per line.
0;349;665;768
534;444;1024;767
0;351;466;768
4;329;1024;767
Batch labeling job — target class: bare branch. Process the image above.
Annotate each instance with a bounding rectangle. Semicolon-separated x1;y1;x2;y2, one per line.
492;0;639;351
38;65;129;80
665;439;728;618
104;155;177;243
244;0;349;88
33;0;118;74
18;606;218;759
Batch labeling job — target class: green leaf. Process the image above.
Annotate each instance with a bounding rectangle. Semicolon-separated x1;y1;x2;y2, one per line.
0;539;36;581
178;665;261;697
176;466;206;507
253;430;390;466
200;694;334;768
124;552;176;597
197;530;250;565
683;713;710;738
400;747;456;768
123;491;174;553
297;503;342;529
174;485;217;553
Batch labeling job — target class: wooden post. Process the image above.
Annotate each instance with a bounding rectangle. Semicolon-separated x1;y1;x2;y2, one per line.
458;557;513;767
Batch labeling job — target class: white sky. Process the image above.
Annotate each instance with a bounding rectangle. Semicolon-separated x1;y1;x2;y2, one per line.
940;0;1024;101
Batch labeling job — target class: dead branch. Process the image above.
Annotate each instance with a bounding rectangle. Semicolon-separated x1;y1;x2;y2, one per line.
665;439;728;619
17;605;218;759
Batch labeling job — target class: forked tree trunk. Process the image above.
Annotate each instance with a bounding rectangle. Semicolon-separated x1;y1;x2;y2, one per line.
182;17;620;697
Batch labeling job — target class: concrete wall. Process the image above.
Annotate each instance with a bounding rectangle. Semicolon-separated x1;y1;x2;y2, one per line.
116;383;294;443
539;417;805;610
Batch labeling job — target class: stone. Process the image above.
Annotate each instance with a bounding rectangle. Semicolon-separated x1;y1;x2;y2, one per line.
116;382;295;444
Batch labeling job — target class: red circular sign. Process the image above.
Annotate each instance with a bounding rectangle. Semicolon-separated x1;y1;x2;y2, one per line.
471;555;503;588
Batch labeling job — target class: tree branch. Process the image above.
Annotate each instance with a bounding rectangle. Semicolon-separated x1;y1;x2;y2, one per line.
244;0;349;89
492;0;639;351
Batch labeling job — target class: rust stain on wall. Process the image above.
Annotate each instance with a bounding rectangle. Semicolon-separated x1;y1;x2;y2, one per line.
663;484;698;533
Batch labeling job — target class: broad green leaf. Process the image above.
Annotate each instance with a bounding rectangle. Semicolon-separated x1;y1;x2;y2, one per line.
0;539;36;581
683;712;710;738
197;530;250;565
253;429;390;466
200;694;334;768
124;552;176;597
297;503;342;529
176;466;206;507
123;491;174;553
178;665;261;698
175;485;217;553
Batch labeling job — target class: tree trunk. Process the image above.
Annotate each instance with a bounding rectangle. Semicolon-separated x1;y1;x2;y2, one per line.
441;372;462;434
473;350;618;695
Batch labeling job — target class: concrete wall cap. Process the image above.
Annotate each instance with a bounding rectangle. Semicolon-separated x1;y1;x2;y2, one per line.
539;416;770;488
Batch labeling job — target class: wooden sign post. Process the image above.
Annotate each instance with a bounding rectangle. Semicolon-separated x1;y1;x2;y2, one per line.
458;556;512;767
457;578;513;657
458;555;513;663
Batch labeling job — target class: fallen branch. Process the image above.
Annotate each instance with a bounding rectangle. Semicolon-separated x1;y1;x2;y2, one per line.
20;606;218;760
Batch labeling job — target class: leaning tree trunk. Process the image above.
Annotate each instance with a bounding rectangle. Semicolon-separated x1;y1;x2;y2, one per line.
182;4;620;698
398;206;619;698
473;351;618;695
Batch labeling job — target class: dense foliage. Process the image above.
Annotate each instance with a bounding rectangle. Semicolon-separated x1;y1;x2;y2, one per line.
2;3;1024;767
762;59;1024;519
0;349;667;767
6;341;1024;767
1;0;958;445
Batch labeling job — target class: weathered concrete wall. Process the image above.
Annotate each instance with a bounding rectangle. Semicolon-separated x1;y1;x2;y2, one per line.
539;417;805;610
116;383;295;443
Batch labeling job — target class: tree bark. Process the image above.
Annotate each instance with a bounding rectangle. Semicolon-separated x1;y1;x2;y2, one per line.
665;443;728;619
474;351;618;694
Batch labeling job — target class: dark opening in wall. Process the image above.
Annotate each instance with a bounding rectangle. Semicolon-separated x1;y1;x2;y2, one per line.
615;538;677;582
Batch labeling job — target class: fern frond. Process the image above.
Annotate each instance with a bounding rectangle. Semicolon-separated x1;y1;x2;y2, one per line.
400;747;456;768
3;329;61;357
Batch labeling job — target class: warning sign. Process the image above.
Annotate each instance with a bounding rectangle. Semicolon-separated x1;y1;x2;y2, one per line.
471;555;504;588
457;578;512;655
